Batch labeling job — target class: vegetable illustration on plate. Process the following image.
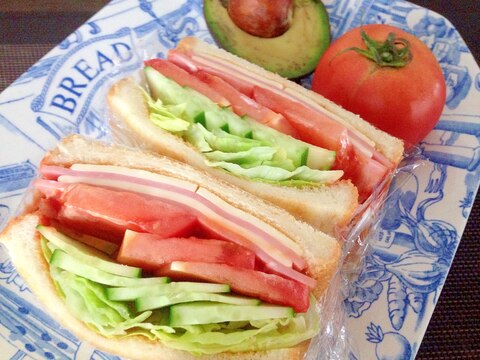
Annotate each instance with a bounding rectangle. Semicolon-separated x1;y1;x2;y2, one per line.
345;169;457;331
366;322;412;360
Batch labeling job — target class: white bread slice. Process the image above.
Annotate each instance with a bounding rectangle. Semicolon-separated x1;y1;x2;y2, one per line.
108;77;358;236
176;37;404;165
0;135;341;359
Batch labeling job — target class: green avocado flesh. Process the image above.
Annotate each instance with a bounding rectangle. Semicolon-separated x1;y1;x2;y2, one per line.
41;229;320;355
204;0;331;78
144;66;342;186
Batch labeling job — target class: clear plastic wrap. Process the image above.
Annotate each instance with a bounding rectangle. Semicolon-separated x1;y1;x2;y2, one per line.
98;31;429;359
304;150;425;359
3;30;425;359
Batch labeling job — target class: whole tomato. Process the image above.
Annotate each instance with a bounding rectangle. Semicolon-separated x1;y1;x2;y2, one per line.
312;24;446;147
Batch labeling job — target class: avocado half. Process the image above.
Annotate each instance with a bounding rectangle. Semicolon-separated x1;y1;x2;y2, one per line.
203;0;331;79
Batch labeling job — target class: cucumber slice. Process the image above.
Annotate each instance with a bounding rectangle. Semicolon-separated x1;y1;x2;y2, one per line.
49;250;169;287
169;302;294;326
37;225;141;278
136;292;260;311
106;282;230;301
184;124;213;152
306;146;336;170
40;236;53;262
250;124;308;167
223;109;253;138
210;130;263;152
145;66;186;106
203;111;229;132
193;111;207;127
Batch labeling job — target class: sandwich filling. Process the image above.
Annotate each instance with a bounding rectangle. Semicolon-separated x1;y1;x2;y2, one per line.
141;60;344;187
35;163;321;354
148;39;398;201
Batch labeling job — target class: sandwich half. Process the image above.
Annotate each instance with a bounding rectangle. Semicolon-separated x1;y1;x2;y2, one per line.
0;135;341;359
107;37;404;236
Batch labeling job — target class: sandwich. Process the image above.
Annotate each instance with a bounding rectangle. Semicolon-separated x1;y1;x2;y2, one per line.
0;135;341;359
107;37;404;236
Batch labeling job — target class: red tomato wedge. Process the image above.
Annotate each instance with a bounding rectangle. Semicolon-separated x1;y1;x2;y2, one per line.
252;86;389;200
155;261;310;313
252;87;346;152
144;59;230;107
36;182;198;243
192;70;299;137
117;231;255;270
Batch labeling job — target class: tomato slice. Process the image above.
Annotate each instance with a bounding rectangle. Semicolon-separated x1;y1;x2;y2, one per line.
192;70;299;137
117;231;255;270
144;59;230;107
155;261;310;312
37;169;305;270
197;215;316;290
252;86;345;150
252;86;389;199
39;197;62;220
37;183;198;243
334;137;389;201
168;51;299;135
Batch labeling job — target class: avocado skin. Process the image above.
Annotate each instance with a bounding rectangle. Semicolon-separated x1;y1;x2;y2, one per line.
204;0;331;79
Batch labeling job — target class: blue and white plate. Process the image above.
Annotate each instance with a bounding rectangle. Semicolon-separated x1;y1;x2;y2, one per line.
0;1;478;359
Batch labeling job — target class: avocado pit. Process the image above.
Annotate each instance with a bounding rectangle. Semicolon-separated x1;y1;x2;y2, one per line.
227;0;293;38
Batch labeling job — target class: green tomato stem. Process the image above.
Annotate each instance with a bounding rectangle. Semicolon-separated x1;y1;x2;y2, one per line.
342;28;413;68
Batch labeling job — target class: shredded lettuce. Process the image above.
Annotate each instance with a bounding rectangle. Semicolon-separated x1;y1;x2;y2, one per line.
207;129;265;152
206;161;343;183
147;97;191;132
48;263;319;354
160;305;319;355
142;82;339;186
204;147;277;165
